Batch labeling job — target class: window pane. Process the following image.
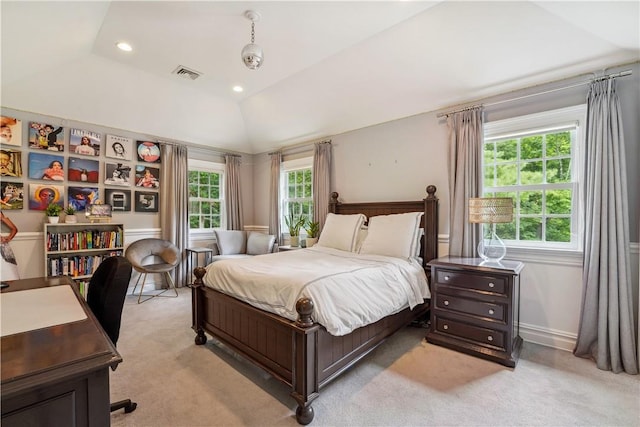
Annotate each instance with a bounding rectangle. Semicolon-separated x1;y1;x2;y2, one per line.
189;200;199;213
189;185;198;198
188;171;199;183
521;135;543;160
496;222;516;240
201;202;211;214
211;187;219;199
198;172;209;184
211;173;219;185
212;202;220;215
520;161;543;185
496;164;517;186
520;191;542;214
495;139;517;162
198;185;208;198
203;217;211;229
546;189;572;215
484;142;495;164
189;215;199;229
546;159;571;183
546;217;571;242
546;131;571;157
520;217;542;241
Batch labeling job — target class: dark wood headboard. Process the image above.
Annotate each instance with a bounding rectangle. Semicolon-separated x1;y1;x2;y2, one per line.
328;185;439;270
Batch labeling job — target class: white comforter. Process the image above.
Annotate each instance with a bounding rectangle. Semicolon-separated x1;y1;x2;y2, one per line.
202;246;430;336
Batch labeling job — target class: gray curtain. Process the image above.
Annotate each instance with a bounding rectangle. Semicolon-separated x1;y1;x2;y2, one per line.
313;141;332;232
225;154;244;230
269;152;282;243
160;143;189;287
574;78;638;374
447;107;483;257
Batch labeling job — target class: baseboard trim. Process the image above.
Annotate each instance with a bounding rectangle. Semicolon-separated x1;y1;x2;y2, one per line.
520;321;576;352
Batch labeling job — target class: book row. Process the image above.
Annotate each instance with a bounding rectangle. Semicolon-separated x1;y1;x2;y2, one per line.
48;252;123;278
46;229;124;252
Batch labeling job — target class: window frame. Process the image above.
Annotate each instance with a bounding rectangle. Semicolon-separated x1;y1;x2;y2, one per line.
280;157;313;237
187;159;225;234
483;104;587;252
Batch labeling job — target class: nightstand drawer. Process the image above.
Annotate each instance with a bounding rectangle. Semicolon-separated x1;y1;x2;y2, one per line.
434;293;506;322
434;316;506;350
436;269;506;294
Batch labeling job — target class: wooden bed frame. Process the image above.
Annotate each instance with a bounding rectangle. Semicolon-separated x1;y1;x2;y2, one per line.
192;185;438;424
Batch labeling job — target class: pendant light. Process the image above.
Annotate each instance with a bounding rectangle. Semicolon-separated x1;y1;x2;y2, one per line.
241;10;263;70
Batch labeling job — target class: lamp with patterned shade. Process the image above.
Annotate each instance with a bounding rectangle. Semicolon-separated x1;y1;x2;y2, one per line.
468;197;514;263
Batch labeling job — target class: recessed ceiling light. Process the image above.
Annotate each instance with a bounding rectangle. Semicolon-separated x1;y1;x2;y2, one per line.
116;42;133;52
233;86;244;93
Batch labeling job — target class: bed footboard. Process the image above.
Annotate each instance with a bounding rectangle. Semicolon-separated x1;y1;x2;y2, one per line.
192;267;429;424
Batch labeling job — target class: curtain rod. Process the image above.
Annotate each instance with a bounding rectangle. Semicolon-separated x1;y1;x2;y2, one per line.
437;69;633;118
268;139;331;156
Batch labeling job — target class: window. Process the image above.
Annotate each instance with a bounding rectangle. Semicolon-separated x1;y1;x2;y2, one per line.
281;157;313;235
483;105;586;250
188;159;224;231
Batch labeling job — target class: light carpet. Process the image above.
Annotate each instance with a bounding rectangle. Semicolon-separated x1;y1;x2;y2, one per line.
111;288;639;427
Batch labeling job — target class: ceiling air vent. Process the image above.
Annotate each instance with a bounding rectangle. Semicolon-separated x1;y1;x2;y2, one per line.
172;65;202;81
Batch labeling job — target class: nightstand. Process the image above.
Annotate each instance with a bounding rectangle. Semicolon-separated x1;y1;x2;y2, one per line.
426;256;524;367
278;245;300;252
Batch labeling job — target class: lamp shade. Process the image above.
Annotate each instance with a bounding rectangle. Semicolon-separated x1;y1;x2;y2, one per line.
468;197;513;224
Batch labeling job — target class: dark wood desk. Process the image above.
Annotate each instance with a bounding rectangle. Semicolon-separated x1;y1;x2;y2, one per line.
1;276;121;426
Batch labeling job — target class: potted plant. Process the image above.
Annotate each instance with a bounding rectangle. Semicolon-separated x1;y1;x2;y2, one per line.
284;212;305;247
303;219;320;247
64;206;77;223
45;202;63;224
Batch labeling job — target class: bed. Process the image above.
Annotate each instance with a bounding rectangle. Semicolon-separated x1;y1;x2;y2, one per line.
191;185;438;424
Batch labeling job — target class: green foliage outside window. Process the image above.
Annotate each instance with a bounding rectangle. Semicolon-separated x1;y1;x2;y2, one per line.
484;130;574;245
188;170;222;230
283;168;313;231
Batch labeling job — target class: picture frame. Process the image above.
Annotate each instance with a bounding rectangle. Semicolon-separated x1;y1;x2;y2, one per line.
1;116;22;146
69;128;101;157
134;165;160;188
105;134;133;161
1;181;24;210
29;183;64;211
105;189;131;212
1;149;23;177
28;122;65;151
68;157;99;183
135;191;158;212
68;186;99;212
86;203;112;218
104;162;132;187
28;152;64;181
136;141;161;163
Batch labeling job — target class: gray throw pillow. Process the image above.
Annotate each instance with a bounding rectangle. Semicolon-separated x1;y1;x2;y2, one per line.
214;230;247;255
246;232;275;255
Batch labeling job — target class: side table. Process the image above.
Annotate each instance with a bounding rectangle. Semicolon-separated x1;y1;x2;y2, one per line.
185;247;214;286
278;245;301;252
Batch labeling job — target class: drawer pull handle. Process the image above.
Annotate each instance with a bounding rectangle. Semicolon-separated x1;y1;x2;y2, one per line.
443;324;449;330
487;336;493;341
488;309;494;315
444;275;450;281
488;282;495;288
444;300;449;306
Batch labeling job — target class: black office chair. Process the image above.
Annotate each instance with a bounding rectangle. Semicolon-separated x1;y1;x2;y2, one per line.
87;256;138;414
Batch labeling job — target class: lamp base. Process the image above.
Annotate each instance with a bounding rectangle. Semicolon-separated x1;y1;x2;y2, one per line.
477;230;507;263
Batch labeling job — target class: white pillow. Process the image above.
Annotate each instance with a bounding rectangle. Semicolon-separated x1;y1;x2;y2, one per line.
317;213;366;252
359;212;424;259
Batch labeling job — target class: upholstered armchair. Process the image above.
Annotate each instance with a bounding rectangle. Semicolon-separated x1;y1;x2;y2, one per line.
209;230;277;263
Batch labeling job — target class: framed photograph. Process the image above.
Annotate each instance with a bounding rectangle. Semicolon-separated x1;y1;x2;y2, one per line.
1;182;24;210
105;189;131;212
28;152;64;181
68;157;99;183
104;162;132;186
29;183;64;211
1;149;23;177
105;135;133;161
86;203;112;218
135;191;158;212
69;128;100;157
136;141;161;163
28;122;64;151
134;165;160;188
68;186;99;212
1;116;22;146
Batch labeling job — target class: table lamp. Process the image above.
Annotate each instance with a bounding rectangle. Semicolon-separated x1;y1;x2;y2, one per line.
468;197;513;263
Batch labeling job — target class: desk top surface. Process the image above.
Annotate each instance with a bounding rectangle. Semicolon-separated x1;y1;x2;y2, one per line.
1;276;121;396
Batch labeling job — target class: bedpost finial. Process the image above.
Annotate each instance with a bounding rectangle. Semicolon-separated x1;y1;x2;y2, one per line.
330;192;339;203
426;185;437;199
194;267;207;285
295;297;314;328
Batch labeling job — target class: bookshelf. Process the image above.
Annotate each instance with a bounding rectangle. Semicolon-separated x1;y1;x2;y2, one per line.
44;223;125;295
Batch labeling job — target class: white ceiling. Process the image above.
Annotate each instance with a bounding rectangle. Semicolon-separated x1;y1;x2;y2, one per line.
1;1;638;154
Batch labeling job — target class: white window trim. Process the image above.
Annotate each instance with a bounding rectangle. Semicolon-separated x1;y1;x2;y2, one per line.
188;159;225;234
484;104;587;253
280;157;313;238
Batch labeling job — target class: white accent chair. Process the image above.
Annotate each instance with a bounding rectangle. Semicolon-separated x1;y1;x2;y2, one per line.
125;238;180;304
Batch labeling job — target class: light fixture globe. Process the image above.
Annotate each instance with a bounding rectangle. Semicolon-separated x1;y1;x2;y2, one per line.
241;43;263;70
241;10;263;70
